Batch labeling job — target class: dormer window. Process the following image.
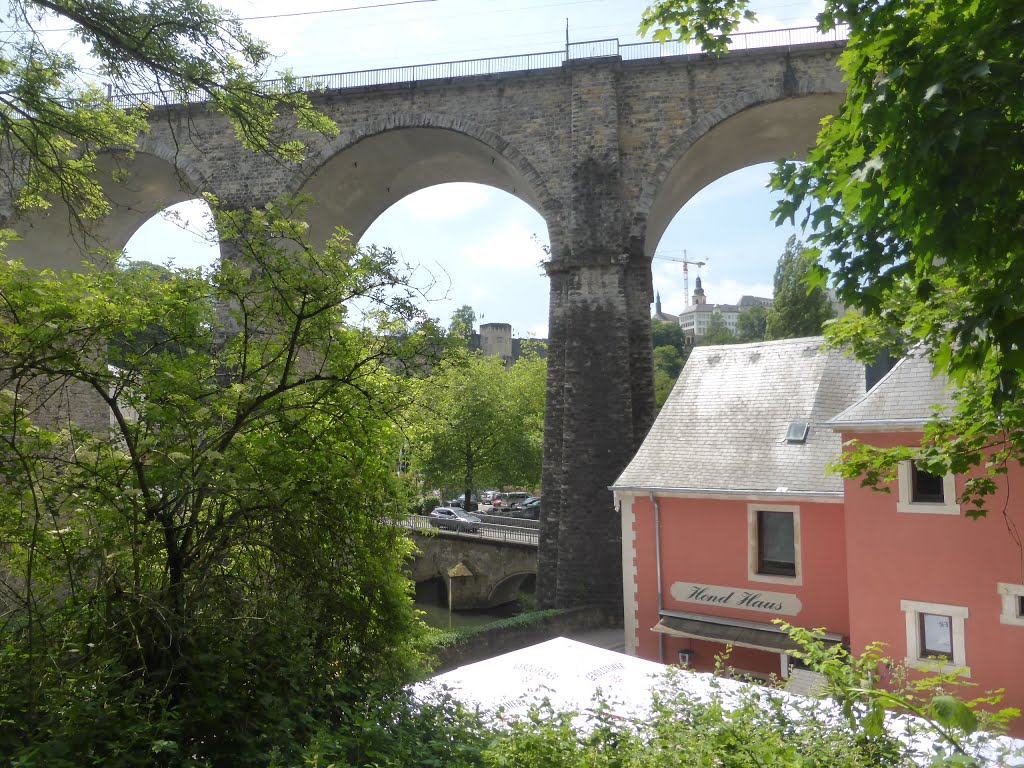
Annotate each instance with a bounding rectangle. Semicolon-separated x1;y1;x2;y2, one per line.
785;422;809;444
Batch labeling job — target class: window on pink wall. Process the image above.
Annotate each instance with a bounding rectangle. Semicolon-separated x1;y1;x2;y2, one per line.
896;461;959;515
900;600;970;677
910;462;945;503
919;612;953;659
998;583;1024;627
757;510;796;577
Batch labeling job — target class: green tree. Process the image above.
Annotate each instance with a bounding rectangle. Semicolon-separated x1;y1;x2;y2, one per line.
652;319;689;409
653;345;685;379
702;312;736;345
765;236;836;340
409;350;546;504
737;304;768;343
0;0;335;228
450;304;477;343
0;200;440;764
652;317;685;353
639;0;1024;511
652;344;686;409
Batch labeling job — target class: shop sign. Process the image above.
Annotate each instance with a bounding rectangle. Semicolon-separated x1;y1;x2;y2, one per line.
670;581;802;616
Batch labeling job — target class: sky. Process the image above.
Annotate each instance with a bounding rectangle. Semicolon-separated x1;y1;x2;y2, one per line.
107;0;827;339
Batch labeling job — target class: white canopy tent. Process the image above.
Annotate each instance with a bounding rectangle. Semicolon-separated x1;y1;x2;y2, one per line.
417;637;1024;766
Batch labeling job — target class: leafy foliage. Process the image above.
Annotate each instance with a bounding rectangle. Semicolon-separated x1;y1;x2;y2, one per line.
408;349;546;502
639;0;1024;511
651;317;685;352
0;0;337;228
392;625;1022;768
736;304;768;342
0;198;443;765
640;0;754;54
765;235;836;340
653;345;684;379
651;319;690;409
450;304;478;344
702;312;736;345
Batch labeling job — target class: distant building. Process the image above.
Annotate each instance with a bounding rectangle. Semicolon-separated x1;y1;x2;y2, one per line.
672;278;772;344
479;322;513;364
738;295;773;310
653;293;678;323
470;322;547;364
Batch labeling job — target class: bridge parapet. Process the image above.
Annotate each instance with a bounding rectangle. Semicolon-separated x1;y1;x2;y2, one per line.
109;25;849;110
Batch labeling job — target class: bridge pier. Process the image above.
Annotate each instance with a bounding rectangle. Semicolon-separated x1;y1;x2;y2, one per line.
537;61;656;613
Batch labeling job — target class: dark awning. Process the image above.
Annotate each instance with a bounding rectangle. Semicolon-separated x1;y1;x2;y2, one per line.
653;612;842;654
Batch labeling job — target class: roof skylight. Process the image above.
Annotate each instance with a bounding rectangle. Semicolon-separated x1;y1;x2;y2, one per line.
785;422;809;444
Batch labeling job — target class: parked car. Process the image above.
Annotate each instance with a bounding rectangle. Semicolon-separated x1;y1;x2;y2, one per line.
490;494;504;508
502;491;531;509
448;493;479;511
514;496;541;519
428;506;481;533
481;490;499;504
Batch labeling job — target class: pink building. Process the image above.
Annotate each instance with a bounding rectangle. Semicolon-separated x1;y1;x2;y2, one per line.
830;352;1024;728
613;340;1024;731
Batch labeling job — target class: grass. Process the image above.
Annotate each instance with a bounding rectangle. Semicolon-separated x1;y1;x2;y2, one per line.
424;609;566;648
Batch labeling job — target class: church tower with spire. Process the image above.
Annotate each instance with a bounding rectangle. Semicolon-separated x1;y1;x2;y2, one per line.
692;276;707;306
653;291;678;323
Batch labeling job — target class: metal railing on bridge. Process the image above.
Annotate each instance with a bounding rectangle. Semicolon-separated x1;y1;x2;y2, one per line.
109;24;849;111
406;513;539;545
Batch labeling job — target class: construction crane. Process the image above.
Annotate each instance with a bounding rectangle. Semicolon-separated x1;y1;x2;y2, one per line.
653;251;706;308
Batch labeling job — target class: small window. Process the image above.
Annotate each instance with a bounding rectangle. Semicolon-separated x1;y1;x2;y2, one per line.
785;422;809;444
919;613;953;659
757;510;795;577
997;583;1024;626
900;600;969;676
911;462;945;503
896;461;959;515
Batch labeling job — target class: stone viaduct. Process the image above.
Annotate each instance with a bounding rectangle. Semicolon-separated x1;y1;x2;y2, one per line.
6;32;846;613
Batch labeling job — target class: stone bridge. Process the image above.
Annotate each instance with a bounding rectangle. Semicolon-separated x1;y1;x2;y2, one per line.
408;528;538;610
6;29;846;612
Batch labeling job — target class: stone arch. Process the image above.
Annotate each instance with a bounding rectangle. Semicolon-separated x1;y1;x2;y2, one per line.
286;111;561;247
6;140;213;271
487;570;537;607
636;88;844;258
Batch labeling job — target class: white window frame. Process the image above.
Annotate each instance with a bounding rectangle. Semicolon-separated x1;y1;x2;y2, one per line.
747;504;802;586
900;599;970;676
896;461;959;515
997;583;1024;627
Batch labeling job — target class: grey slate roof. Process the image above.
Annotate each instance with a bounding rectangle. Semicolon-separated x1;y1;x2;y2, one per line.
612;337;866;496
828;350;954;430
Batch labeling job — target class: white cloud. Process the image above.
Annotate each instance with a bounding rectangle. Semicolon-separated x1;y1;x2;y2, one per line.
401;183;493;220
461;224;548;270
